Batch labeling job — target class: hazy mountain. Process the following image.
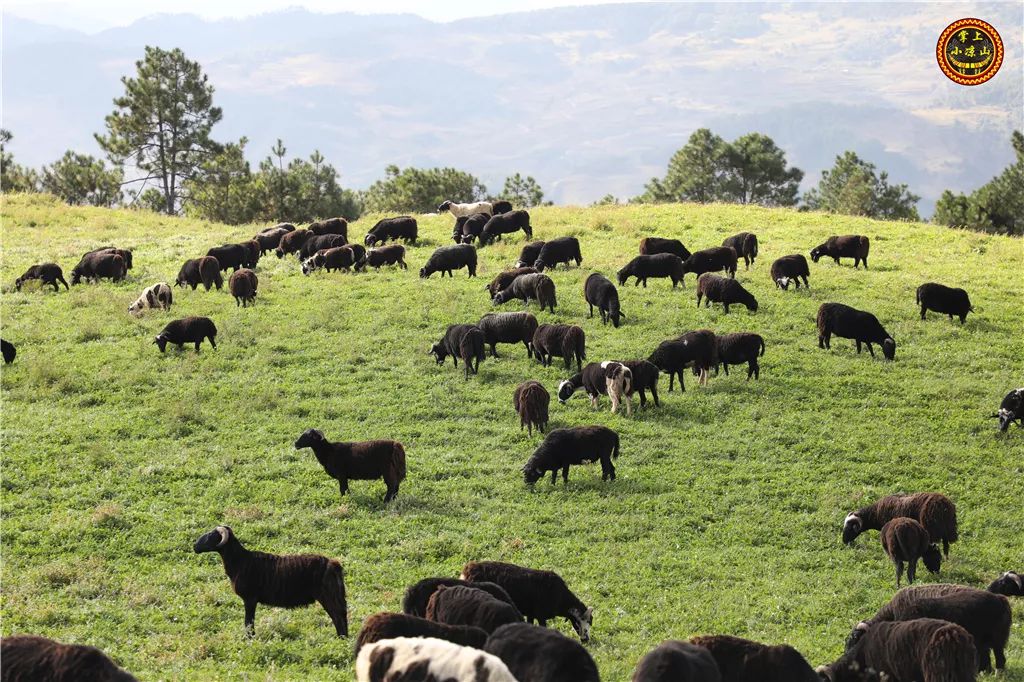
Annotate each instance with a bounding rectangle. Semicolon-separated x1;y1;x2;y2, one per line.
3;4;1021;214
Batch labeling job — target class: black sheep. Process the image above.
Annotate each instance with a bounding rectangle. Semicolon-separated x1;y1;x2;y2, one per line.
2;339;16;364
299;233;348;261
916;282;973;324
308;216;348;238
996;388;1024;432
817;302;896;360
696;273;758;313
690;634;819;682
455;212;490;244
521;425;619;484
365;216;418;245
842;492;958;557
770;254;810;290
811;234;870;268
492;200;513;214
228;268;258;307
361;244;406;270
193;525;348;637
880;517;942;587
402;577;518;618
987;571;1022;596
513;380;550;435
640;236;691;260
477;311;538;358
617;253;685;288
452;215;469;243
632;640;721;682
492;273;557;312
584;272;624;327
0;635;138;682
176;256;222;291
14;263;68;291
532;323;585;371
722;232;758;269
647;330;719;391
461;561;592;641
206;243;248;272
253;224;294;254
83;246;133;270
429;324;486;379
70;252;126;284
294;428;407;503
515;241;546;268
486;267;538;298
621;359;660;407
419;244;477;278
479;210;533;244
426;585;524;634
682;247;738;282
714;333;765;380
240;240;261;269
275;229;312;258
485;623;600;682
355;612;487;654
303;246;355;275
533;236;582;271
154;316;217;352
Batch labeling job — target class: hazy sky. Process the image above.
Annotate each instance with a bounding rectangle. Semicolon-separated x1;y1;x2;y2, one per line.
3;0;633;32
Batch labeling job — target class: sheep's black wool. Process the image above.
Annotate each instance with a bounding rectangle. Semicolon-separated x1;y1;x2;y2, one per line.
810;235;870;268
294;428;406;503
817;302;896;360
154;316;217;352
521;425;620;484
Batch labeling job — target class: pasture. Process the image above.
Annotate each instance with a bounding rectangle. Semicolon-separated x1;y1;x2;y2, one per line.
1;192;1022;680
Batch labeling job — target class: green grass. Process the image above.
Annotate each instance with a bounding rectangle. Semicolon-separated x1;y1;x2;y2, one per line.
2;192;1023;680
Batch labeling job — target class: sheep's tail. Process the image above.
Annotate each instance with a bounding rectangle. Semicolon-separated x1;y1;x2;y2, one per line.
320;559;349;637
922;624;976;681
612;432;620;459
758;337;766;357
392;442;408;482
915;286;922;304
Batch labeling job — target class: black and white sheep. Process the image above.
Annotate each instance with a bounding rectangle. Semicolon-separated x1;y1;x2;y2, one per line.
364;216;418;245
492;200;513;214
0;635;138;682
916;283;973;324
355;613;487;654
477;311;538;358
485;623;600;682
987;571;1022;596
633;640;721;682
294;428;407;503
275;229;312;258
402;577;518;618
682;247;738;283
453;212;490;243
228;268;258;307
584;273;624;327
880;517;942;586
429;324;486;379
722;232;758;269
299;233;348;261
206;243;248;272
696;273;758;313
70;252;127;284
770;254;810;290
360;244;406;270
532;323;585;371
492;273;557;312
356;637;517;682
842;492;958;557
486;267;538;298
811;235;870;268
425;585;524;634
515;241;546;268
480;209;533;244
438;200;494;217
176;256;223;291
617;253;685;288
640;237;691;260
419;244;477;278
461;561;592;641
154;316;217;352
128;282;172;316
533;236;581;270
193;525;348;637
996;387;1024;432
253;223;294;254
302;246;355;275
513;380;550;435
14;263;69;292
647;330;718;391
714;333;765;380
521;425;620;485
689;634;820;682
2;339;16;365
308;216;348;238
558;361;633;415
817;303;896;360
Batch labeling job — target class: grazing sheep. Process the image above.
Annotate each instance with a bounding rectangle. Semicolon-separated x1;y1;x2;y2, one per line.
299;233;348;261
770;254;810;290
492;200;513;214
308;216;348;238
714;333;765;380
640;237;691;260
647;330;718;391
228;268;258;307
461;561;592;641
206;243;248;272
355;613;487;654
817;303;896;360
604;362;633;415
696;273;758;313
293;428;406;503
620;360;660;407
429;324;486;379
176;256;222;291
584;273;624;326
365;216;418;245
870;583;1012;671
633;640;721;682
154;316;217;352
479;209;533;244
452;215;468;243
532;323;585;371
558;362;633;414
477;311;538;358
83;246;133;270
987;571;1022;596
880;517;942;586
15;263;69;291
819;619;976;682
996;388;1024;432
343;243;366;266
521;425;620;484
302;246;355;275
361;244;406;270
240;239;261;269
682;247;738;284
402;578;518;618
533;236;581;270
275;229;312;258
811;235;870;268
722;232;759;269
193;525;348;637
2;339;15;364
453;212;490;243
70;252;126;284
486;623;600;682
128;282;172;316
617;253;685;288
419;244;477;278
356;637;517;682
0;635;138;682
513;380;550;435
689;635;820;682
816;661;885;682
486;267;538;298
916;283;973;324
426;585;524;634
493;273;557;312
516;241;546;268
842;492;958;557
253;223;294;254
438;200;494;217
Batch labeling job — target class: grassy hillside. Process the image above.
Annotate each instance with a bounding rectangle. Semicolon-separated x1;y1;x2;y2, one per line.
2;192;1022;680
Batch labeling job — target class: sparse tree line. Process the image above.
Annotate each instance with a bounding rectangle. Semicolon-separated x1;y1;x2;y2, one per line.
1;45;1019;235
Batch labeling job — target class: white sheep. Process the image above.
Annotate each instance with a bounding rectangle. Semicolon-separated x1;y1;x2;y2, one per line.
438;200;494;218
356;637;517;682
128;282;172;316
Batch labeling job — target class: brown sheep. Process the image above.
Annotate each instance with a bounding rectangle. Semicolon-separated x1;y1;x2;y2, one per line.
513;380;550;435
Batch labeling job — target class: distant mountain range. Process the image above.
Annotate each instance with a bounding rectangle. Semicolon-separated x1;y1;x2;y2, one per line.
3;3;1021;215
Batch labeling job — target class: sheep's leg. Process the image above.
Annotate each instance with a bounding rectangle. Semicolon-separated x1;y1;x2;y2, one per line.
942;538;949;558
802;276;809;288
641;279;647;288
490;343;498;358
855;340;862;354
908;559;917;584
624;396;632;416
750;361;759;380
866;343;875;358
602;455;615;481
920;306;927;320
208;336;216;349
667;373;674;392
338;478;349;497
678;372;685;392
723;303;730;314
562;466;570;483
383;481;399;503
696;293;702;308
588;303;594;318
723;364;729;376
651;385;659;407
550;470;558;485
993;645;1005;670
244;600;257;637
895;560;904;587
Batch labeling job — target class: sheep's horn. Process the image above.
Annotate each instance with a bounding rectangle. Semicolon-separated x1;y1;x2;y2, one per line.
215;526;230;547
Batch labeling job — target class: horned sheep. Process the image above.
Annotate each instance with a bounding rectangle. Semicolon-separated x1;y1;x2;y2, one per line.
486;267;538;298
987;571;1023;596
